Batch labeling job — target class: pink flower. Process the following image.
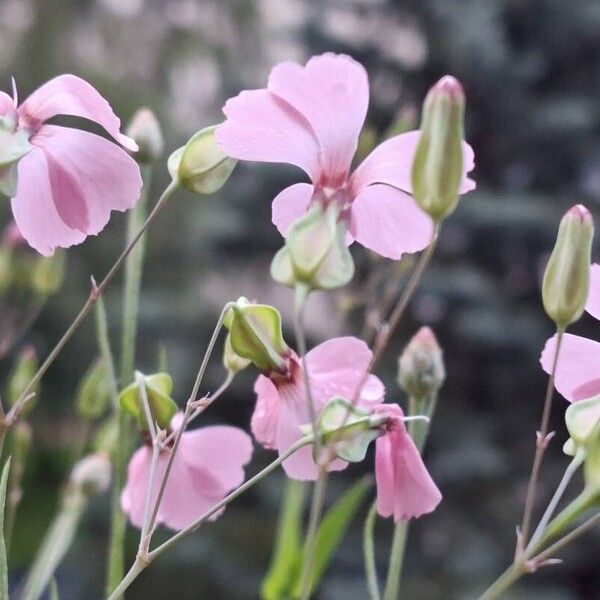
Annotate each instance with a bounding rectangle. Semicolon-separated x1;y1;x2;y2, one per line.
0;75;142;256
121;414;253;531
541;263;600;402
374;404;442;521
252;336;385;480
216;53;476;260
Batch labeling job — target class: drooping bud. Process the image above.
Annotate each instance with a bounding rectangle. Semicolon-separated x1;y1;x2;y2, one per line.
76;359;111;421
7;346;39;414
224;298;288;373
126;107;164;163
223;333;251;374
411;76;465;221
119;372;178;432
70;452;112;497
270;203;354;291
168;125;236;194
398;327;445;400
542;205;594;329
31;251;65;296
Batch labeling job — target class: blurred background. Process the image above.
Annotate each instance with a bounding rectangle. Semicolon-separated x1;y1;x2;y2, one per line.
1;0;600;598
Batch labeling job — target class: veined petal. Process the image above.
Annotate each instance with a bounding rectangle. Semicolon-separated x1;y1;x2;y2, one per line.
272;182;314;237
216;88;320;180
350;184;434;260
585;263;600;321
17;74;137;150
0;91;15;117
351;131;475;196
251;375;282;450
268;53;369;184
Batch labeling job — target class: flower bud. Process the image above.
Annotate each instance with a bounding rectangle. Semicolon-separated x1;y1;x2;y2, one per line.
398;327;445;400
126;107;164;163
223;333;251;373
411;76;465;221
270;204;354;291
224;298;288;373
565;394;600;449
31;251;65;296
542;205;594;328
70;452;111;497
168;125;236;194
119;372;178;432
7;346;39;414
76;359;111;421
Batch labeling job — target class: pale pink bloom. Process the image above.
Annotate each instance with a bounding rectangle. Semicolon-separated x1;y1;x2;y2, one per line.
0;75;142;256
541;263;600;402
121;414;253;531
252;336;384;480
216;53;476;260
374;404;441;522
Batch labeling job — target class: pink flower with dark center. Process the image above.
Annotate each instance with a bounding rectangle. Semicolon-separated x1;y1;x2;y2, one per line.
252;336;384;480
121;414;253;531
541;263;600;402
216;53;476;260
0;75;142;256
374;404;441;521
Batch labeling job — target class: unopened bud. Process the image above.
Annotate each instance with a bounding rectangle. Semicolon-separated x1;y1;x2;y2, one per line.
398;327;445;400
70;452;111;497
542;205;594;328
7;346;39;413
31;251;65;296
411;76;465;221
168;125;236;194
223;333;251;373
76;359;111;420
224;298;288;373
126;108;164;163
12;420;32;461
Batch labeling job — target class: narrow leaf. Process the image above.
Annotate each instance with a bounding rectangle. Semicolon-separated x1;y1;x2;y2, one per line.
0;458;12;600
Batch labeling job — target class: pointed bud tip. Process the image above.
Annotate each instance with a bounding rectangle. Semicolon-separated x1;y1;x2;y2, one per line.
431;75;464;101
565;204;592;223
126;107;164;163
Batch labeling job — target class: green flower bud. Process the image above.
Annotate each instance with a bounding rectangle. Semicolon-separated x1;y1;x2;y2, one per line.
398;327;445;400
411;75;465;221
119;372;178;432
92;418;119;454
270;204;354;291
70;452;111;497
224;298;288;373
126;107;164;164
76;359;111;421
542;204;594;328
7;346;39;414
223;333;251;373
31;251;66;296
168;125;236;194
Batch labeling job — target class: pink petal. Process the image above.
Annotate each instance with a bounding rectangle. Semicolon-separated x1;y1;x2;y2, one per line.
272;182;314;237
350;131;476;196
350;184;434;260
12;125;141;255
541;333;600;402
17;74;137;150
268;53;369;184
0;91;15;116
216;89;320;180
120;446;153;528
11;147;87;256
374;431;396;518
585;263;600;321
252;376;282;449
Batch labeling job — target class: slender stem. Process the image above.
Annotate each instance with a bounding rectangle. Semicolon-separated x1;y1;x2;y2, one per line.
526;452;583;553
298;468;328;600
519;328;564;550
105;558;146;600
6;180;178;427
382;520;409;600
364;500;382;600
479;563;527;600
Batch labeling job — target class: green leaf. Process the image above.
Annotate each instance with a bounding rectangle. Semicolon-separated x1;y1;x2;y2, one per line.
260;480;307;600
292;477;373;598
0;458;12;600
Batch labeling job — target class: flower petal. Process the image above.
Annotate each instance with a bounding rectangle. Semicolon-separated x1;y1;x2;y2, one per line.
252;375;282;449
351;131;476;196
585;263;600;321
17;74;137;150
541;333;600;402
268;53;369;184
0;91;15;117
272;182;314;237
350;184;434;260
216;89;320;180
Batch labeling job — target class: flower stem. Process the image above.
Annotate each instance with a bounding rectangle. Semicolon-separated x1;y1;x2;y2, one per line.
382;521;409;600
363;500;381;600
519;327;564;551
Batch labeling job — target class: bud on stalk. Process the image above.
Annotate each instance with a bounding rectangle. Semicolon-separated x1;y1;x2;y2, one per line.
126;107;164;164
412;76;465;222
542;204;594;329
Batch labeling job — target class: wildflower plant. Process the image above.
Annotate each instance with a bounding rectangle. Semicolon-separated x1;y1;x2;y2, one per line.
0;51;597;600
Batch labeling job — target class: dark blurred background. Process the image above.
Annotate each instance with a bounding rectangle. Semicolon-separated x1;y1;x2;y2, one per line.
1;0;600;598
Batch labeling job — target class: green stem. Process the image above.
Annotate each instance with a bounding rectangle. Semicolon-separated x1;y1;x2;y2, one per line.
479;563;527;600
363;501;381;600
382;521;409;600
